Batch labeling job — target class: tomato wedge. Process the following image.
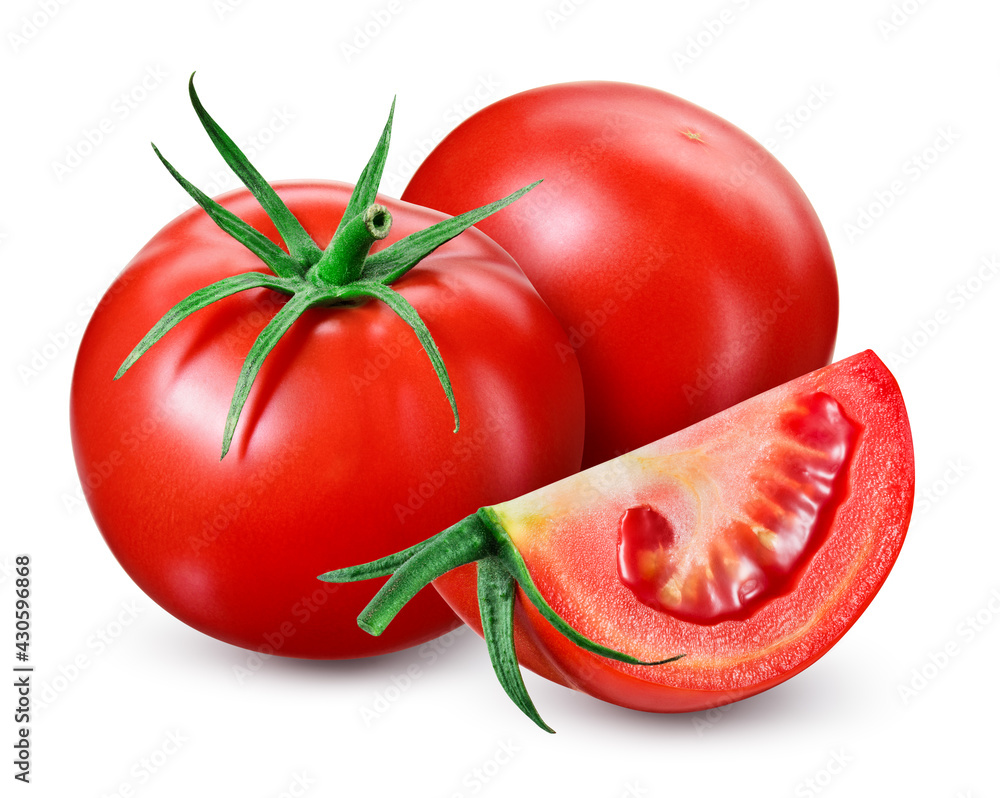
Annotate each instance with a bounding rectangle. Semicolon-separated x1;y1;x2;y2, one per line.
323;350;913;730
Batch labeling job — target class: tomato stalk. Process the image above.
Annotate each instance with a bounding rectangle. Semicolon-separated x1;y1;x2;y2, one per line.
312;203;392;286
114;74;540;458
319;507;682;733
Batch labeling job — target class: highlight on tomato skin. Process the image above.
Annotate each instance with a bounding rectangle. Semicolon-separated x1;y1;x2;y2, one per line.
326;350;914;728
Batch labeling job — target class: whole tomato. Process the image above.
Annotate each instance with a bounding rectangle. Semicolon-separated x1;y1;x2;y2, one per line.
403;81;839;467
70;80;585;659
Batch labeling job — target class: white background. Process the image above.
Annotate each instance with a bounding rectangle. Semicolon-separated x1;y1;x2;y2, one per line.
4;0;999;795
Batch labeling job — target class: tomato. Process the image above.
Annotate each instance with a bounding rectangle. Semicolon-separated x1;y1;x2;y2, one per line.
403;81;839;467
325;351;913;728
70;81;585;659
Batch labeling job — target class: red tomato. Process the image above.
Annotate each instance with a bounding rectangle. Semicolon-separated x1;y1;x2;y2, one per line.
403;81;839;467
327;351;913;727
70;181;585;658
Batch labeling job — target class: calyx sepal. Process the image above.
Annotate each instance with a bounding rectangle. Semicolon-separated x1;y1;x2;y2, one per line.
318;507;683;733
115;74;539;457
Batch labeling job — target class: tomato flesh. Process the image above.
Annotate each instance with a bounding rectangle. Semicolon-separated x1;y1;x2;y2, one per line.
615;392;858;624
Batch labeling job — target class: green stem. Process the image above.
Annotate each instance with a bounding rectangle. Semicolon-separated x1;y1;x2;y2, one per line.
119;78;539;458
313;203;392;286
354;513;495;635
477;557;555;733
320;506;684;732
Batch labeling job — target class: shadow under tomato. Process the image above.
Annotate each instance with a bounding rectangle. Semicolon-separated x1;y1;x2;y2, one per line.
529;658;866;738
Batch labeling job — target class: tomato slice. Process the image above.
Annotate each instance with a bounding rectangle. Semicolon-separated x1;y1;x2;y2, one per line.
325;350;914;724
428;350;912;715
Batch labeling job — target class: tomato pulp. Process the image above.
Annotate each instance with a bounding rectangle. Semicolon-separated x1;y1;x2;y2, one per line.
71;182;585;658
404;81;839;467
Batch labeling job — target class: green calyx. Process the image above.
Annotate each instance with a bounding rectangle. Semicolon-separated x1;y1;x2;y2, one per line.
114;74;540;458
318;507;683;733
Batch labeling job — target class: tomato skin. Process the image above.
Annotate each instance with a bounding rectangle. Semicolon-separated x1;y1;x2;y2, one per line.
432;351;913;711
403;81;839;467
70;181;585;659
